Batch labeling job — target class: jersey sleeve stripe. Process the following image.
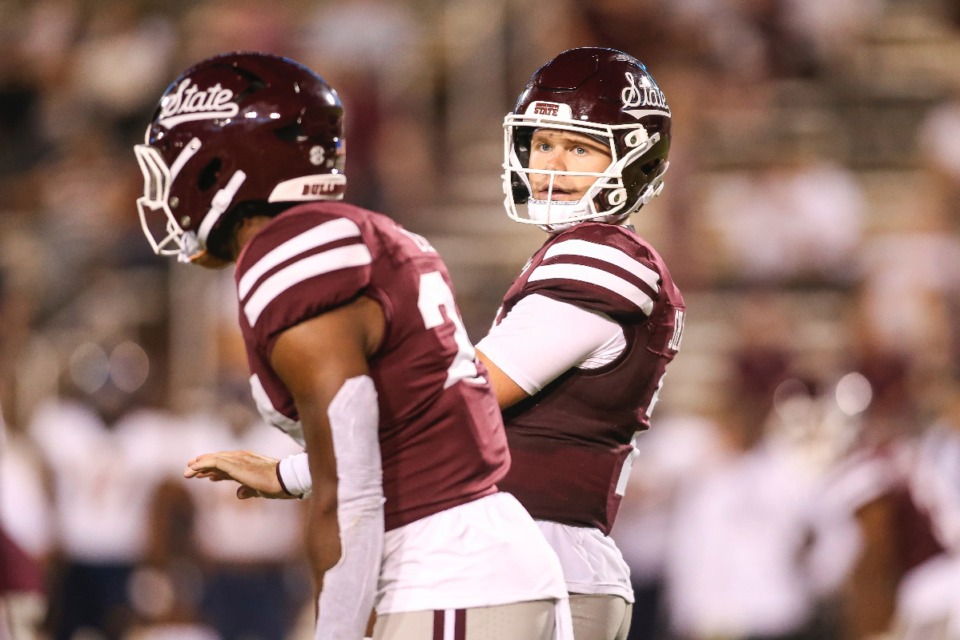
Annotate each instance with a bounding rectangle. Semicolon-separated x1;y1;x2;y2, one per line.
238;217;363;299
243;244;373;326
527;263;654;315
543;239;660;292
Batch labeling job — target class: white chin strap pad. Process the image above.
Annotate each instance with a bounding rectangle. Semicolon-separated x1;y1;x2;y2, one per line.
315;375;385;640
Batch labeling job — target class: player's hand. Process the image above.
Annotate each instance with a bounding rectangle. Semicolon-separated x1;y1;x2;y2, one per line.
184;450;294;499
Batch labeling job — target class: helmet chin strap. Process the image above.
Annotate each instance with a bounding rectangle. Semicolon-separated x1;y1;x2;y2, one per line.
193;170;248;259
526;168;631;232
527;198;587;233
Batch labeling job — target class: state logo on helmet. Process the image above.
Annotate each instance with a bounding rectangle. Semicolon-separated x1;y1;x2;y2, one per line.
503;47;671;232
135;52;346;264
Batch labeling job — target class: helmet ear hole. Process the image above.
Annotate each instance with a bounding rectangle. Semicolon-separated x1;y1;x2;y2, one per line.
640;158;663;177
198;158;222;191
511;177;531;204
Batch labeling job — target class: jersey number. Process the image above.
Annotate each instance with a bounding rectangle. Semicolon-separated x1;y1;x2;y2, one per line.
647;307;684;417
417;271;483;389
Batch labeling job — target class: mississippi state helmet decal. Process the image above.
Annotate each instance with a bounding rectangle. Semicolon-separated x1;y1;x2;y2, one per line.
503;47;671;231
135;52;346;263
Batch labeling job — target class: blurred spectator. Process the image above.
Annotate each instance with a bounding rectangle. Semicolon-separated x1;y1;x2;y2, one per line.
612;411;727;640
893;553;960;639
0;267;46;639
0;56;45;177
917;80;960;198
65;4;178;143
0;524;46;640
0;416;51;568
28;337;184;640
780;0;884;76
913;86;960;370
824;345;946;639
0;404;48;640
661;365;868;640
178;399;308;640
298;0;435;219
730;291;795;434
855;220;960;371
172;313;310;640
892;379;960;637
178;0;300;66
705;137;865;286
908;382;960;555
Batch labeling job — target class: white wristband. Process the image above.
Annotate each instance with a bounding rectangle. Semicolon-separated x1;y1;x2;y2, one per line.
278;452;313;498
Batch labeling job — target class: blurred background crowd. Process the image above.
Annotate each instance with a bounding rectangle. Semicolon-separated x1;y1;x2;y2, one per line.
2;0;960;638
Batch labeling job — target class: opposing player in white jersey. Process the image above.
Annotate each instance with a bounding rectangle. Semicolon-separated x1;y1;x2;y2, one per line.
475;47;685;640
134;52;571;640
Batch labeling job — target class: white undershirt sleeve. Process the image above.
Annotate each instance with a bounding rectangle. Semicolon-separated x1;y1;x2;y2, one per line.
476;294;626;395
315;375;384;640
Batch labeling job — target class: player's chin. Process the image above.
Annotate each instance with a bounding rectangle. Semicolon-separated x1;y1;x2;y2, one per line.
191;251;233;269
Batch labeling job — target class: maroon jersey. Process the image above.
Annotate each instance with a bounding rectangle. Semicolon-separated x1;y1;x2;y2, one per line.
235;202;508;530
494;223;684;534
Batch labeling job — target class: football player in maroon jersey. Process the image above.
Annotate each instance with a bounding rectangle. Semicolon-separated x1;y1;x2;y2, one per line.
474;47;685;640
134;52;571;640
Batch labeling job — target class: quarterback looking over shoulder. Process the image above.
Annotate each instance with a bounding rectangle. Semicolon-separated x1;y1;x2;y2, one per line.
475;47;685;640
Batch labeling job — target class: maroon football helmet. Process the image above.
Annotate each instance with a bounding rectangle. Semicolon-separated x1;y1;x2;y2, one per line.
135;52;346;263
503;47;671;232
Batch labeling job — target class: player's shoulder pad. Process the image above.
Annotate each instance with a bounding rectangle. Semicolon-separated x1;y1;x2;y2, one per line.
523;222;663;320
236;204;373;334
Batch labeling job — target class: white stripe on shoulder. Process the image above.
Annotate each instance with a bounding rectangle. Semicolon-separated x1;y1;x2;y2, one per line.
528;263;654;315
544;239;660;292
238;217;362;299
243;244;372;326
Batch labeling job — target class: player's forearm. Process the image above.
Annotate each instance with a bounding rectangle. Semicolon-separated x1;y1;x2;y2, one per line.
311;483;384;639
305;492;343;601
307;377;385;639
